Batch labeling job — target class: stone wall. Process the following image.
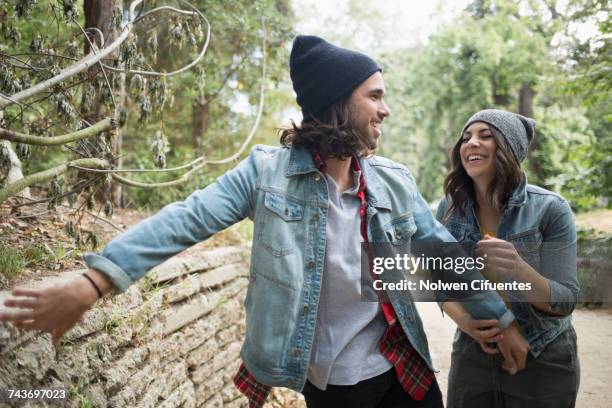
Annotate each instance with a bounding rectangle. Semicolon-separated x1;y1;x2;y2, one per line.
0;246;304;408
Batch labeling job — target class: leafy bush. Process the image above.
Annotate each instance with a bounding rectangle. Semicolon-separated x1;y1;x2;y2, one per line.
0;242;25;279
577;227;612;307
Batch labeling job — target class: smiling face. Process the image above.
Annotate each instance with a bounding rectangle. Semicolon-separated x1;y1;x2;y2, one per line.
347;71;391;151
460;122;497;187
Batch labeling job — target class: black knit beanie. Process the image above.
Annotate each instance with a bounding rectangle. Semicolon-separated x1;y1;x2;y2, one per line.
290;35;382;122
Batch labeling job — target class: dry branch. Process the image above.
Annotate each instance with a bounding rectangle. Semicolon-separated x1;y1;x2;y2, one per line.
0;0;143;109
110;21;268;188
0;118;115;146
0;158;110;203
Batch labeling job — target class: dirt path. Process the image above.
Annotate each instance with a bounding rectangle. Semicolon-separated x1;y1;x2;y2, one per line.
416;302;612;407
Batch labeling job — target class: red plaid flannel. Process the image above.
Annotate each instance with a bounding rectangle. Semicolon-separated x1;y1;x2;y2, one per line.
233;153;433;407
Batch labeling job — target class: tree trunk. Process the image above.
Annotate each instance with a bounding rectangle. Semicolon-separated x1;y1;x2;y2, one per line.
84;0;114;53
0;140;31;199
518;83;534;118
84;0;124;207
519;83;542;181
0;111;30;199
492;77;510;106
192;96;210;155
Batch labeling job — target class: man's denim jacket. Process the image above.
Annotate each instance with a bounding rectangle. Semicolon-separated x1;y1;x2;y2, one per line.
85;145;513;391
435;177;579;357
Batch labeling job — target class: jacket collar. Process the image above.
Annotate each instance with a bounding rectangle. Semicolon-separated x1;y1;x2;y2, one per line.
463;171;528;212
285;147;392;210
286;146;318;176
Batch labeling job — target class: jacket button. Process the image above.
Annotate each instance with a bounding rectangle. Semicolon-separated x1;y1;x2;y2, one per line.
302;305;309;314
292;348;300;357
312;214;319;221
308;261;316;269
314;174;321;181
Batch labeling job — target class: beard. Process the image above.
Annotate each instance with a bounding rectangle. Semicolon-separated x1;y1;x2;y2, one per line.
348;116;378;153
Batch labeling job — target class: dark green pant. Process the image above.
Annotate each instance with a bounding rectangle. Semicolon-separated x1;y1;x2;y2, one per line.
447;326;580;408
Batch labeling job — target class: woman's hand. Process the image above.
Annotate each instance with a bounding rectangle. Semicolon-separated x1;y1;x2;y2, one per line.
0;271;112;345
497;322;531;374
456;314;503;354
476;234;526;281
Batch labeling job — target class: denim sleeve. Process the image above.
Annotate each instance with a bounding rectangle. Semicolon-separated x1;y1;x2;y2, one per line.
411;191;515;329
83;150;259;292
540;199;579;316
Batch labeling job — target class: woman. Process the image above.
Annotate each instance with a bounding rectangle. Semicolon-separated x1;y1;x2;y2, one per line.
436;109;580;408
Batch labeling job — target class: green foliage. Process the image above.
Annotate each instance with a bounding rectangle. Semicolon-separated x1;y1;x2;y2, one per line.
121;149;219;209
0;241;60;278
529;106;598;210
576;226;612;306
117;0;294;208
140;275;170;301
380;0;610;208
382;3;548;200
577;226;612;258
50;241;67;262
68;383;95;408
22;243;48;265
104;307;121;333
0;242;25;278
2;0;294;220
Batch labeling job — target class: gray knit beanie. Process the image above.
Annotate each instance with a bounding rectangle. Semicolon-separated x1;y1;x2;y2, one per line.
461;109;536;163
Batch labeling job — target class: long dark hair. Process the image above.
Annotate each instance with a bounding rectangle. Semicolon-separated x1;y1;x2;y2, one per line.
278;96;374;159
442;125;524;220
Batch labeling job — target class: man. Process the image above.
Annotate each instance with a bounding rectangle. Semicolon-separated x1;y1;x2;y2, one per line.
0;35;529;408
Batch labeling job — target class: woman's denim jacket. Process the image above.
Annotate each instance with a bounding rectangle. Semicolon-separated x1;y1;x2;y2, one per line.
85;145;513;391
435;177;579;357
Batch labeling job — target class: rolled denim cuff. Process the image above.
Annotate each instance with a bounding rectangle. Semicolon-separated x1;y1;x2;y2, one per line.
83;253;134;293
548;278;577;316
498;309;515;330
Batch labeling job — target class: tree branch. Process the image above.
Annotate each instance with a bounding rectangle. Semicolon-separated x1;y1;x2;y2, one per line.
0;0;144;109
0;118;115;146
112;20;268;189
0;158;110;203
101;1;211;78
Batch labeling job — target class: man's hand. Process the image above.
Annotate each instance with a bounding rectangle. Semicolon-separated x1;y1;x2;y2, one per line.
497;322;530;375
0;269;113;345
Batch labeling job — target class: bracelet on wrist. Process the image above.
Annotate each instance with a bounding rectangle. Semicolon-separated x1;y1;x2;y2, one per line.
82;273;103;299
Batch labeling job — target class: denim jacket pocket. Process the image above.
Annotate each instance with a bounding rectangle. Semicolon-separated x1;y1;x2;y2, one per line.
258;191;305;256
244;268;299;370
445;221;468;242
508;228;543;268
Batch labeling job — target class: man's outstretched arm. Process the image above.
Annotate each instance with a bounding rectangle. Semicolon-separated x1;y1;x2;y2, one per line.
0;148;260;342
84;150;259;292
